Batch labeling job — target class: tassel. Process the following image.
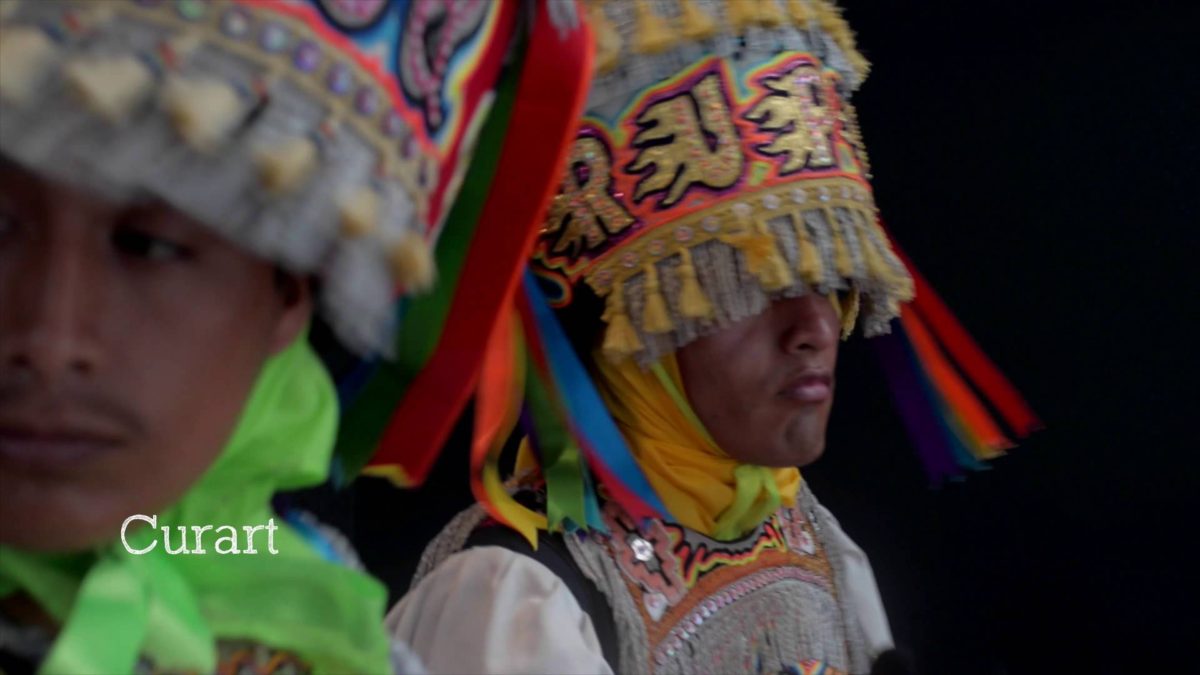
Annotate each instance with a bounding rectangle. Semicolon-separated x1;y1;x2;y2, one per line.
388;230;436;293
793;215;824;285
723;207;793;291
812;0;870;81
256;135;318;194
679;0;718;40
338;186;380;238
677;248;714;319
758;0;787;27
632;1;675;55
859;217;914;297
839;288;860;337
827;208;853;278
641;263;674;334
787;0;813;25
0;28;55;106
601;281;643;362
162;76;244;152
587;1;622;73
64;57;154;124
725;0;759;32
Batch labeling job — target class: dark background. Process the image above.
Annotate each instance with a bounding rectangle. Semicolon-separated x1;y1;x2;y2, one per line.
312;2;1199;673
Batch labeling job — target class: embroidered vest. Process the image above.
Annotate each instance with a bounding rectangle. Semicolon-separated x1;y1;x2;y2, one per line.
415;482;871;675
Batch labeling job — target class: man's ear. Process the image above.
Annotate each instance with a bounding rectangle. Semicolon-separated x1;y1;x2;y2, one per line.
268;271;314;354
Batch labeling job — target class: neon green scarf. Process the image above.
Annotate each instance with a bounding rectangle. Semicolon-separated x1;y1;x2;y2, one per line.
0;334;392;674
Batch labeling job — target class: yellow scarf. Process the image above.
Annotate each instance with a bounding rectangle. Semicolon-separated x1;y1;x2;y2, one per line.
522;351;800;540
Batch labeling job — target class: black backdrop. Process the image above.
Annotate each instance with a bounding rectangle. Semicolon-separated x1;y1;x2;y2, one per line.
301;2;1199;673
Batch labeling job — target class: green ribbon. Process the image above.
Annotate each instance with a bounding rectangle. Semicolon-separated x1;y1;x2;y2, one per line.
712;465;783;541
0;334;392;674
526;360;588;531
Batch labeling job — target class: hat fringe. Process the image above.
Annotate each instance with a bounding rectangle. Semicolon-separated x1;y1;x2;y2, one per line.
677;248;715;320
641;262;675;334
602;281;644;363
580;181;912;364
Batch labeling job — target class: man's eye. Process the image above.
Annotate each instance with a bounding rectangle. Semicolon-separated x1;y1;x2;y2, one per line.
112;228;192;262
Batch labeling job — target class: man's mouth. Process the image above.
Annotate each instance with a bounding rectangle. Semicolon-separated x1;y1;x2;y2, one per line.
0;422;124;472
778;371;834;404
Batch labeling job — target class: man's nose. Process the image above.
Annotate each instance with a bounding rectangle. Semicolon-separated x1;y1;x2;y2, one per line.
778;293;840;354
0;232;104;382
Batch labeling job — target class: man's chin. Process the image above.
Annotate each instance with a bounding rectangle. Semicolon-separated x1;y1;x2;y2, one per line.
0;490;132;552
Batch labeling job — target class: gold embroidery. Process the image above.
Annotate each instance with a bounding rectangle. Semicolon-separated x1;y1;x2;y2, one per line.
627;73;744;207
747;62;836;173
546;135;635;258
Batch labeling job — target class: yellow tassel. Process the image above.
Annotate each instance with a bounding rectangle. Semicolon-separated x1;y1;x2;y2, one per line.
726;216;793;291
793;216;824;285
787;0;813;24
755;220;794;290
256;136;318;194
759;0;787;27
601;282;644;362
641;263;674;333
0;28;56;107
65;57;154;124
587;1;622;74
812;0;869;81
859;218;915;298
162;76;244;153
725;0;759;32
679;0;718;40
338;186;379;238
838;288;860;338
632;1;675;54
827;208;853;278
677;248;714;319
388;230;436;293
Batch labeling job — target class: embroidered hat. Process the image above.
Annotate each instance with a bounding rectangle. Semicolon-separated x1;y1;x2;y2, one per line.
531;0;914;366
0;0;514;357
472;1;1041;545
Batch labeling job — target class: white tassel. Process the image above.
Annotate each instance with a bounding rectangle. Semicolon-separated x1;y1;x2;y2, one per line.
162;76;244;152
256;136;318;194
388;231;436;293
338;186;380;238
65;57;154;124
0;28;56;106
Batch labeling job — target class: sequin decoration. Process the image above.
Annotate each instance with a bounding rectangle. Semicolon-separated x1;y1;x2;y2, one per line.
543;134;635;260
381;110;404;137
327;63;352;95
631;536;655;561
627;71;744;207
355;87;379;116
175;0;207;21
747;60;836;174
220;7;251;38
293;41;320;73
259;22;288;53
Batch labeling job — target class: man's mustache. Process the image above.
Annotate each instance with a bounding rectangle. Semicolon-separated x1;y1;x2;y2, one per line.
0;378;145;438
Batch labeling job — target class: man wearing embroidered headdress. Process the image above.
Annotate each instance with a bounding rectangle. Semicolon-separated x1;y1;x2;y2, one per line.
388;1;922;673
0;0;591;672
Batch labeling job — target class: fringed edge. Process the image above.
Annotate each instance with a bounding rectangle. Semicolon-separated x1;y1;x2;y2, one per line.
601;279;644;363
587;0;868;84
582;179;912;365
